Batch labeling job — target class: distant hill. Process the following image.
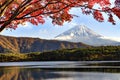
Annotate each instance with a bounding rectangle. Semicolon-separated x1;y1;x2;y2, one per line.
0;35;89;53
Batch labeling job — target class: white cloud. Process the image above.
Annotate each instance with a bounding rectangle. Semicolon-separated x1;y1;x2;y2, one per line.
102;37;120;42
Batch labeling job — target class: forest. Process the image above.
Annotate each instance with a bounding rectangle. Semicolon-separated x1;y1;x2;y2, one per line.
0;46;120;62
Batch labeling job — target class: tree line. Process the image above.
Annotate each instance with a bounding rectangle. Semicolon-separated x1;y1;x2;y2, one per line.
0;46;120;62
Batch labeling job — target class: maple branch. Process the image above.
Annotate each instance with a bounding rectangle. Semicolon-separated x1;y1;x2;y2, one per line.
0;0;32;32
0;3;112;25
0;0;119;32
0;0;14;16
17;1;63;19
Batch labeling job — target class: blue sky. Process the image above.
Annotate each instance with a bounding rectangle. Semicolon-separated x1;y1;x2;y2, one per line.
0;8;120;40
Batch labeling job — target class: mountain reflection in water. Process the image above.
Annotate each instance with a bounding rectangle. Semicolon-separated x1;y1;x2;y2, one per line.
0;67;68;80
0;61;120;80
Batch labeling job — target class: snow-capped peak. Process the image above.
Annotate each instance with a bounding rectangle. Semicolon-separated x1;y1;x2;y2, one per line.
55;25;119;46
55;25;102;38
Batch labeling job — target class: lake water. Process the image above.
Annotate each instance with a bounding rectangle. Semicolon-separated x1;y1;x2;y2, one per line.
0;61;120;80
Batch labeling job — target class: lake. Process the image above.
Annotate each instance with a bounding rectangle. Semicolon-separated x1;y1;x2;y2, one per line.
0;61;120;80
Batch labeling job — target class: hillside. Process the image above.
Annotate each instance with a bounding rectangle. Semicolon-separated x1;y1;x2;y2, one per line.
0;35;89;53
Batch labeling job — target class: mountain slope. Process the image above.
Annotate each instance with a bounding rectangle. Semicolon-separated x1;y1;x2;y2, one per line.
0;35;89;53
55;25;119;46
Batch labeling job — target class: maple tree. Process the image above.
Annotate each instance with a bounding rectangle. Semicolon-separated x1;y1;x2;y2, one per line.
0;0;120;32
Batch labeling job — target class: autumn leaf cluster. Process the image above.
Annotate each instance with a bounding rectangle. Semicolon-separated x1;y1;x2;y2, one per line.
0;0;120;32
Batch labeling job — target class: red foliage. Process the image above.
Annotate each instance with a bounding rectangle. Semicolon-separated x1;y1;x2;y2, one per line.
88;0;110;8
0;0;120;32
108;14;115;25
93;10;104;22
115;0;120;7
112;7;120;19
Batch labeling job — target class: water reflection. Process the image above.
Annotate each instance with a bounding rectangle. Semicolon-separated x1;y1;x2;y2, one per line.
0;61;120;80
0;67;120;80
0;67;68;80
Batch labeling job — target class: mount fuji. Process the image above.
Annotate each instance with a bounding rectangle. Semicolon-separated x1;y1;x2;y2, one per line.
55;25;120;46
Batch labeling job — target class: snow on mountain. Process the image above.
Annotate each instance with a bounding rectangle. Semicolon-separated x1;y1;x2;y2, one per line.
55;25;120;46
